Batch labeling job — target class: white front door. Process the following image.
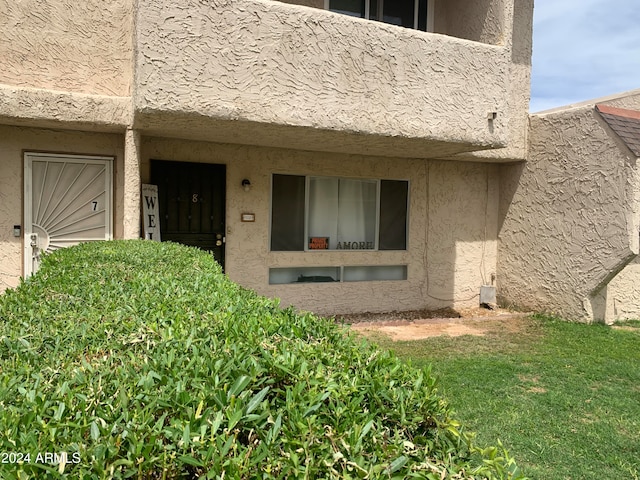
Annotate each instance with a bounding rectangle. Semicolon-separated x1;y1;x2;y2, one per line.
23;153;113;276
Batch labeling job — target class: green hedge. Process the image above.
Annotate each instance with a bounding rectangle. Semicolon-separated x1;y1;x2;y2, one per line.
0;241;522;479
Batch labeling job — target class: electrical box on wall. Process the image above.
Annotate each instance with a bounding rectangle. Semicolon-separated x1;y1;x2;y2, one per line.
480;285;497;307
13;225;21;237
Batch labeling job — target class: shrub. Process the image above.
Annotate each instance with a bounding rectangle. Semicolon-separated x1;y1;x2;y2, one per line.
0;240;522;479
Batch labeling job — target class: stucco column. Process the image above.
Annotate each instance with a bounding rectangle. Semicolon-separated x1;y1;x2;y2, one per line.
123;128;141;239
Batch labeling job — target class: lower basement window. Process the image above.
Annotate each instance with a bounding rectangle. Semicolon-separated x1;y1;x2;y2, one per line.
269;265;407;284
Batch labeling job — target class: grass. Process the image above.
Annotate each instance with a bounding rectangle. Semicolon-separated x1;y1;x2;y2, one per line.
365;316;640;479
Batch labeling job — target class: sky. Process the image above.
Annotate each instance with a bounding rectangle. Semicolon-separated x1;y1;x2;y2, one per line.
530;0;640;112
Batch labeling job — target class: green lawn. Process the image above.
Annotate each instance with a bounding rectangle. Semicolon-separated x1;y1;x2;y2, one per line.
366;316;640;480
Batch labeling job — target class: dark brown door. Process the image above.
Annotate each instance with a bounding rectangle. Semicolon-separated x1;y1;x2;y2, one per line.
151;160;226;269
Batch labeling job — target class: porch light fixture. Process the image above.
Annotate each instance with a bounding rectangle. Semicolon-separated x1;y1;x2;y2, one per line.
241;178;251;192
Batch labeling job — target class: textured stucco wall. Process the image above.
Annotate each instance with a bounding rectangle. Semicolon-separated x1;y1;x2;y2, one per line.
0;0;528;162
123;129;141;239
0;0;133;96
0;0;521;312
141;137;499;315
135;0;510;158
0;128;23;291
0;85;132;132
451;0;532;163
428;161;499;305
0;0;133;132
599;91;640;112
605;257;640;321
435;0;505;45
498;105;640;322
592;92;640;322
0;126;125;292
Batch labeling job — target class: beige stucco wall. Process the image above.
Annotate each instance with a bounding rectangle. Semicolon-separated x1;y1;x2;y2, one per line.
604;257;640;321
134;0;511;159
0;0;530;162
434;0;505;45
428;162;499;306
0;0;523;315
0;0;133;97
498;104;640;322
0;0;133;132
0;126;125;292
0;126;500;312
591;91;640;322
0;85;132;133
123;129;141;239
141;137;498;315
451;0;532;163
603;91;640;111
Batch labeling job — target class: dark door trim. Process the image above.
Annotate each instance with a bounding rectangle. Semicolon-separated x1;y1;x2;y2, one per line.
150;160;226;270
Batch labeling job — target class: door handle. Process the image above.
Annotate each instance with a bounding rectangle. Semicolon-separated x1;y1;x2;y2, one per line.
30;233;38;248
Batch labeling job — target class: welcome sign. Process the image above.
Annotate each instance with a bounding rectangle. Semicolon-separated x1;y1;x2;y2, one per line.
141;184;161;241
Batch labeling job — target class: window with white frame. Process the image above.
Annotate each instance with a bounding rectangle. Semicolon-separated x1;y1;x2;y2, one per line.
325;0;432;32
270;174;408;252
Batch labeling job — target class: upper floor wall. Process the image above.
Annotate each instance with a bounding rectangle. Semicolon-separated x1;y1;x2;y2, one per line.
0;0;532;161
135;0;527;159
0;0;133;97
270;0;532;161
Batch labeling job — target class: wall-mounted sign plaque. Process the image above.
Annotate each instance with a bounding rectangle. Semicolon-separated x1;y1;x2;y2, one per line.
308;237;329;250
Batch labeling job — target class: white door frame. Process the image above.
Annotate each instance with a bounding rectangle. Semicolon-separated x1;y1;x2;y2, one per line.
23;152;113;276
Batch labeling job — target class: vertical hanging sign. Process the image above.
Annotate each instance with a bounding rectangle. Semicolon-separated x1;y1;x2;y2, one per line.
141;184;161;241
